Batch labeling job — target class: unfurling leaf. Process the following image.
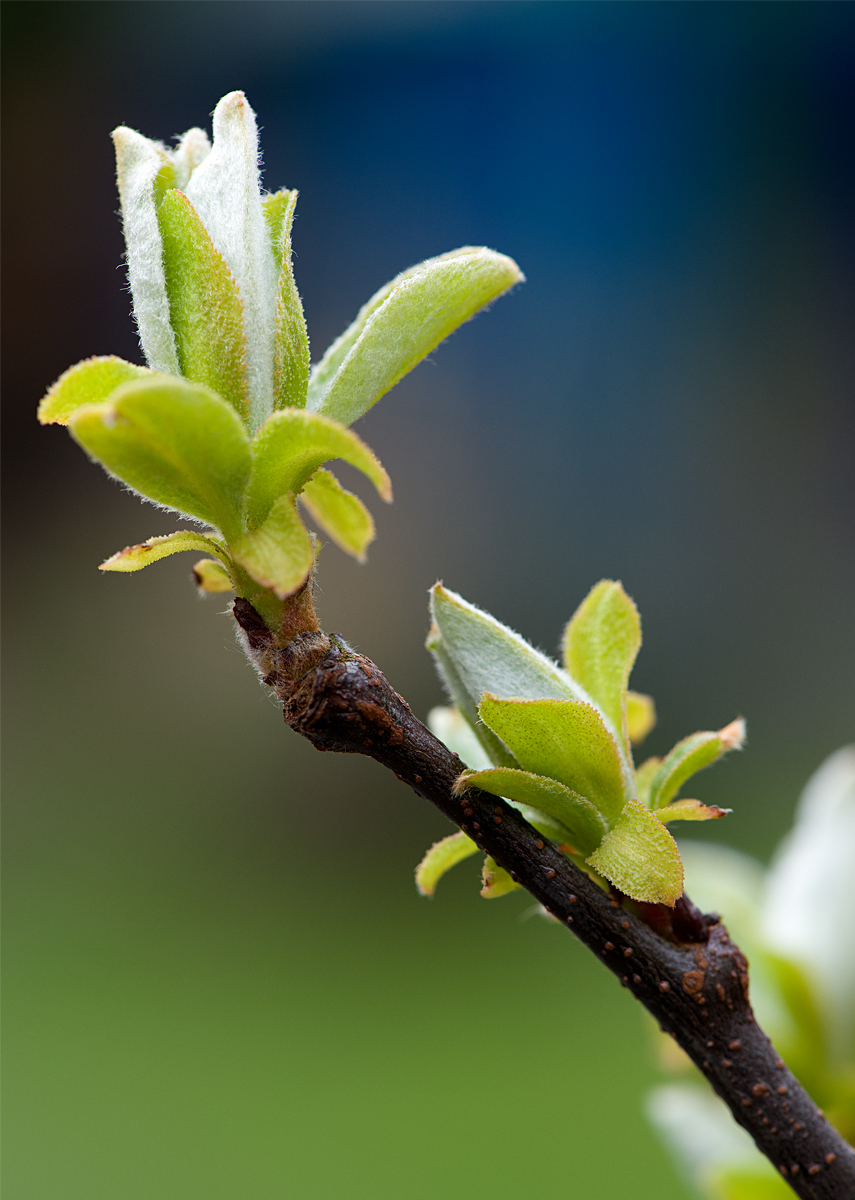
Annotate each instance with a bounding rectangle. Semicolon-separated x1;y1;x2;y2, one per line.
481;857;520;899
478;695;631;825
37;356;153;425
561;579;640;750
626;691;656;746
425;627;519;770
262;189;310;410
307;248;524;427
649;719;745;810
415;831;478;896
455;767;606;856
100;530;230;573
429;585;591;711
246;409;391;528
158;189;250;422
68;376;251;541
586;798;684;906
299;469;375;560
231;492;314;597
193;558;234;593
654;799;731;822
184;91;277;433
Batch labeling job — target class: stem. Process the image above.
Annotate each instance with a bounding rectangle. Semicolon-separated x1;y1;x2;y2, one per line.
234;602;855;1199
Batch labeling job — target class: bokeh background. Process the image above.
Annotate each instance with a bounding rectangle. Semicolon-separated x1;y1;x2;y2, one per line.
3;2;854;1197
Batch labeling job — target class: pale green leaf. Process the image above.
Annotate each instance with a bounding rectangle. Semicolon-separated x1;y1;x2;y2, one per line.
654;799;731;822
561;580;641;753
626;690;656;746
37;356;153;425
184;91;277;433
415;831;478;896
481;857;520;899
231;492;314;597
713;1167;794;1199
455;767;606;856
263;189;310;410
425;706;493;772
478;695;630;825
68;376;251;541
634;756;663;807
158;189;250;422
193;558;234;593
299;468;375;560
112;126;181;374
246;409;391;527
425;626;519;770
308;248;524;427
99;530;230;573
649;719;745;810
586;797;684;906
170;127;211;191
429;584;594;710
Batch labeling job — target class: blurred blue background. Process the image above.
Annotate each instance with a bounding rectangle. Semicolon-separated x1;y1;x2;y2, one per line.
3;3;854;1196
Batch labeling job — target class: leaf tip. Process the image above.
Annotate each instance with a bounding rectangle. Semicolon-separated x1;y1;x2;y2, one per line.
719;718;746;752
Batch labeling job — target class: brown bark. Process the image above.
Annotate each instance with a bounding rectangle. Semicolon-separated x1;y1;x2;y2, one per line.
234;600;855;1199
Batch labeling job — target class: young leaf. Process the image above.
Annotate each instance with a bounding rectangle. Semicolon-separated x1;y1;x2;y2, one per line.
193;558;234;593
184;91;277;433
307;248;524;427
634;756;663;808
429;585;593;711
231;492;314;597
561;580;641;752
626;690;656;746
37;356;153;425
99;530;231;574
68;376;251;540
481;857;520;899
112;127;181;375
170;127;211;191
299;468;375;560
455;767;606;856
649;719;745;810
478;695;630;825
246;409;391;527
654;799;731;822
425;706;493;772
425;626;520;770
415;831;478;897
262;189;310;410
586;797;684;907
158;189;250;422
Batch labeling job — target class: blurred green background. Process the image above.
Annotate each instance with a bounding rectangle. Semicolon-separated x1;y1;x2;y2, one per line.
3;3;854;1197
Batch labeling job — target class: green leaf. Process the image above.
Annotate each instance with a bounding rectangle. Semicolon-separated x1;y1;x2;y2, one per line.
246;409;391;527
299;468;375;560
193;558;234;593
99;530;231;574
626;690;656;746
429;584;593;710
654;799;731;822
478;695;630;825
586;797;684;906
158;189;250;422
263;189;310;410
634;756;663;807
561;580;641;753
37;356;153;425
68;376;251;541
649;719;745;810
231;492;314;597
455;767;606;856
425;626;519;770
415;831;478;897
712;1167;793;1200
481;857;520;899
307;247;524;427
425;706;493;772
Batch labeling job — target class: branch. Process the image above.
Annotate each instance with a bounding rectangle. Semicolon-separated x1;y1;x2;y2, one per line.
234;601;855;1199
